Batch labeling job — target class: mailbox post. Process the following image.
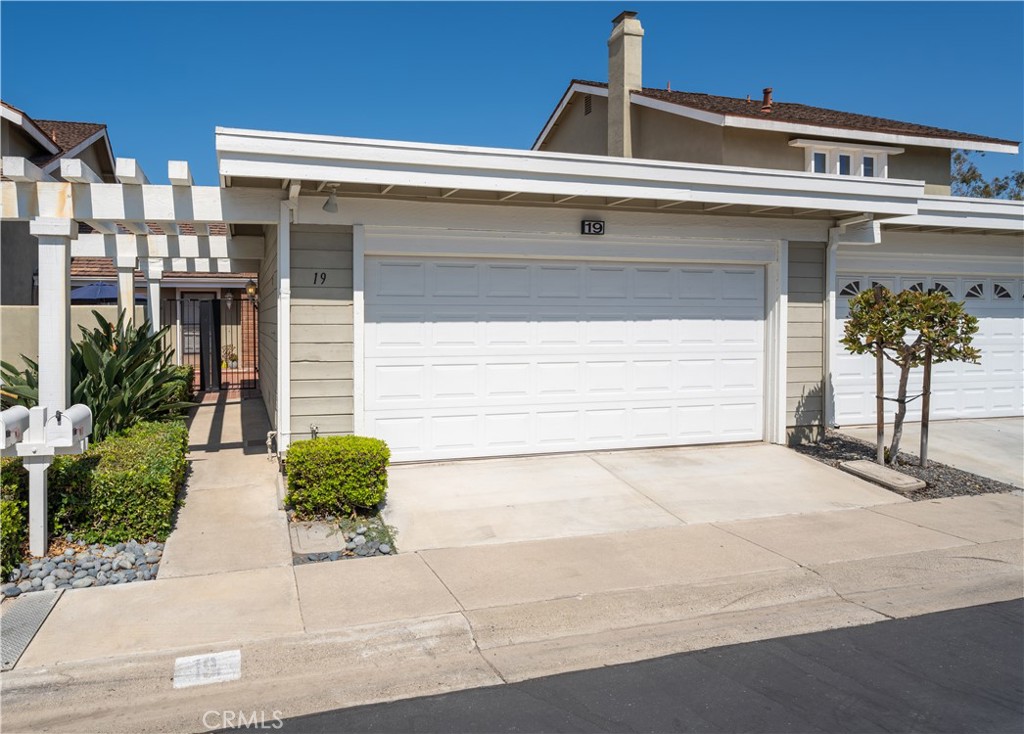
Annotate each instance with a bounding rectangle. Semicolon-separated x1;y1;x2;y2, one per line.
1;404;91;557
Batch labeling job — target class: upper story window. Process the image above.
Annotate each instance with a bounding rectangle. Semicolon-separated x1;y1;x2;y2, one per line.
789;139;904;179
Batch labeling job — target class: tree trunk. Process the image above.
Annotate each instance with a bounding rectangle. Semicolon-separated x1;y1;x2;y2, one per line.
888;362;912;464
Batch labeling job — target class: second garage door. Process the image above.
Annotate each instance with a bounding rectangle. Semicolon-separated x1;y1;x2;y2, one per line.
364;257;766;461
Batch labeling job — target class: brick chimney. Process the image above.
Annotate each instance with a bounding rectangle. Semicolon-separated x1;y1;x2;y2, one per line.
608;10;643;157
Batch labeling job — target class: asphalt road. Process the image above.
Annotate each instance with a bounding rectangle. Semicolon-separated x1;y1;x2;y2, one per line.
278;600;1023;734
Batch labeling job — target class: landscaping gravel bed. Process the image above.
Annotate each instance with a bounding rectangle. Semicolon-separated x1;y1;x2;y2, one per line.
1;537;162;598
794;430;1019;500
292;524;393;565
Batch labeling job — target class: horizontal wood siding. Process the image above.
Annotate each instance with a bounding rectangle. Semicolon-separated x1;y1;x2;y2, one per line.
259;224;278;429
787;242;825;443
289;225;354;441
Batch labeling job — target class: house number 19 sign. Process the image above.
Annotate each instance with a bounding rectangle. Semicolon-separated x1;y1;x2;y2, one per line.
312;271;327;285
581;220;605;235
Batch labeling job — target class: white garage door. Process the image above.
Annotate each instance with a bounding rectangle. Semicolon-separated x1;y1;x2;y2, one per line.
364;257;766;461
833;274;1024;426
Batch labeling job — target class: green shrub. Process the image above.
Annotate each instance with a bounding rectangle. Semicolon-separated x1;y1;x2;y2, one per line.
48;420;189;543
285;436;390;518
1;458;28;576
167;364;196;412
1;310;195;440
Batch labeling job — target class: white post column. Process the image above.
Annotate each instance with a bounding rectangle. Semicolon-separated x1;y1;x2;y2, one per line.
116;254;137;324
277;201;292;453
27;216;75;557
30;217;75;411
144;258;163;333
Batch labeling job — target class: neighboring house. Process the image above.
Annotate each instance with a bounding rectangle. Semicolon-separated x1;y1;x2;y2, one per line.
1;100;116;305
4;12;1021;463
1;101;257;389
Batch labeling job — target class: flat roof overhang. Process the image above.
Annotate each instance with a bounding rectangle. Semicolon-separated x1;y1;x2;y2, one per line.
216;126;931;221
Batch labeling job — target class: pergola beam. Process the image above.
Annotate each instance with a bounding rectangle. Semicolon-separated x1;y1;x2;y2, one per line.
0;172;283;225
60;158;104;184
71;233;265;260
167;160;193;187
115;158;149;185
2;156;53;182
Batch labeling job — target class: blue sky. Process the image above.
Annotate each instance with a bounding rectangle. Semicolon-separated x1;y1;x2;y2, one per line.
2;1;1021;185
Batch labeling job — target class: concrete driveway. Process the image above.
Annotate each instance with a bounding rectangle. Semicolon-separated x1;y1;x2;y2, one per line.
839;418;1023;489
383;443;906;551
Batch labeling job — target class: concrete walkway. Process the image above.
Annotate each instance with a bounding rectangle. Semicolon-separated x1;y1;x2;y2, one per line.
160;395;291;579
384;443;908;551
840;417;1023;488
2;407;1021;733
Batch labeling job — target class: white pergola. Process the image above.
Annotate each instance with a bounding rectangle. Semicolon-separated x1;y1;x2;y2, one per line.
2;155;282;555
2;155;282;408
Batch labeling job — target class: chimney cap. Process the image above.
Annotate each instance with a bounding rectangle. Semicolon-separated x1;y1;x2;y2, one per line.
612;10;639;24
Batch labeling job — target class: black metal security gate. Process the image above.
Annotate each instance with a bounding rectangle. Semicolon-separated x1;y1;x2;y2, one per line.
161;294;259;397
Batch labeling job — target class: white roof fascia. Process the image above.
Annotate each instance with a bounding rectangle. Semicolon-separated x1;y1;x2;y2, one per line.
1;104;61;155
216;127;925;217
789;139;905;155
882;194;1024;232
630;93;727;126
41;128;111;175
629;93;1018;154
532;82;610;150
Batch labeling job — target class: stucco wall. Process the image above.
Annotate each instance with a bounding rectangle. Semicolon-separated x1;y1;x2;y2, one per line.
636;106;724;165
289;225;354;441
889;145;951;195
1;305;147;372
540;92;608;156
786;242;826;444
259;225;279;429
1;221;37;305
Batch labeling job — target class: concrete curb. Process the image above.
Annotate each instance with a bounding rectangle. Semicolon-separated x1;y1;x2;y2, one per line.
3;554;1021;733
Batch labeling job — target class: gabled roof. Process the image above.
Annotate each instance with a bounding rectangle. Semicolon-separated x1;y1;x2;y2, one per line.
1;99;114;176
534;81;1020;154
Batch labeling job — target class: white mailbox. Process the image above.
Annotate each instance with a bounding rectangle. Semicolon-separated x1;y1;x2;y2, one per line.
45;404;93;449
1;405;31;452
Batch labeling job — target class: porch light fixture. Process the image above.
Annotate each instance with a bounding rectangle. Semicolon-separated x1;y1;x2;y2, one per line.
246;278;258;309
224;291;234;310
322;186;339;213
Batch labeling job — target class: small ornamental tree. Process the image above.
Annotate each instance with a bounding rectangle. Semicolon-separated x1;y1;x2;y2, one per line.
841;287;980;464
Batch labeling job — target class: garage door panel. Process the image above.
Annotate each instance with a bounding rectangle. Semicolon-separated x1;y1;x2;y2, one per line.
833;274;1023;425
366;257;766;460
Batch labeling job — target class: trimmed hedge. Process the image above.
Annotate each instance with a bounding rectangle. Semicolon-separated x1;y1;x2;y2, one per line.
285;436;390;519
47;420;189;543
167;364;196;410
1;458;28;577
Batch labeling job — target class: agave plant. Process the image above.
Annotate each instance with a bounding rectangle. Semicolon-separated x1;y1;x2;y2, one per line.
1;311;195;442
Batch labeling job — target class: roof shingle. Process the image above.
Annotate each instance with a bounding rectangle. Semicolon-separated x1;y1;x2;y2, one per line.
572;80;1019;147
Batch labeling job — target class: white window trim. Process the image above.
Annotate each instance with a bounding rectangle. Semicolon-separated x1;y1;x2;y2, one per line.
791;139;902;179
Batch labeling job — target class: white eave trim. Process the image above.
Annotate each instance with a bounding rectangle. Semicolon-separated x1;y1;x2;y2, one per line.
629;93;1018;154
788;138;904;155
532;82;609;151
216;126;926;217
883;194;1024;232
1;104;61;155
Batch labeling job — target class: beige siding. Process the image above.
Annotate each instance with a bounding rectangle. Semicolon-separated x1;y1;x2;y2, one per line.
786;242;826;443
259;225;279;428
289;225;354;441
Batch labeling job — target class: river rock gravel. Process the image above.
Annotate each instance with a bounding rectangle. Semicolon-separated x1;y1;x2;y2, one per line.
793;430;1018;500
1;538;162;598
